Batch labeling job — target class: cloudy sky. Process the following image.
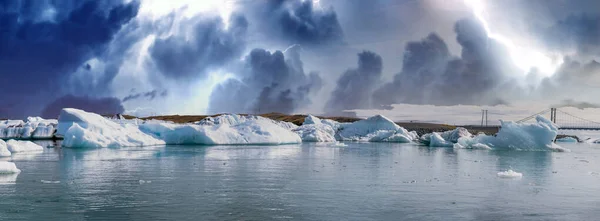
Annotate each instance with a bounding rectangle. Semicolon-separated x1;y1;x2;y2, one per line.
1;0;599;119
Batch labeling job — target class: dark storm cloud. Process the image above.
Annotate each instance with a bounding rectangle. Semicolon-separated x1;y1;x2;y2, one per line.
148;14;248;80
0;0;139;118
543;14;600;57
537;58;600;101
122;89;169;103
208;46;322;114
325;51;383;113
249;0;344;47
41;95;125;119
372;18;517;108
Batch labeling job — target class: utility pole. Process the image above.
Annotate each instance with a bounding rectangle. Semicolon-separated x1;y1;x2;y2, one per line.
485;110;488;126
481;110;485;126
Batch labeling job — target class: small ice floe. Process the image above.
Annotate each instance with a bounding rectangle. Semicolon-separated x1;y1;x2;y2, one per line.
0;161;21;174
139;180;152;184
497;170;523;178
333;142;348;147
40;180;60;184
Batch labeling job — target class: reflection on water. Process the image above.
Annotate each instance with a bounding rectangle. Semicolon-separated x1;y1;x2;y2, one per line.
0;142;599;220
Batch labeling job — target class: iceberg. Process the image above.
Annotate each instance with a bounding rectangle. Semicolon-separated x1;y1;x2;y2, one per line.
57;108;166;148
5;140;43;153
0;117;57;139
0;162;20;174
456;116;566;151
335;115;418;142
556;137;578;143
292;115;337;142
140;114;302;145
421;127;472;147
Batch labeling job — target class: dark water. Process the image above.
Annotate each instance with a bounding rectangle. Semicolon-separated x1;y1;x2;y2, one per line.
1;142;599;220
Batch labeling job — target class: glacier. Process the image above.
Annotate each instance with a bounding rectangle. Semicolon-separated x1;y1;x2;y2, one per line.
0;117;57;139
454;116;567;151
336;115;418;142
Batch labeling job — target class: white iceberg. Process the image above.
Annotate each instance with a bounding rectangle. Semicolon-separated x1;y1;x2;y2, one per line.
0;140;11;157
0;162;21;174
421;127;472;147
5;140;43;153
555;137;578;143
57;108;166;148
335;115;418;142
140;114;302;145
0;117;57;139
292;115;337;142
497;169;523;178
455;116;566;151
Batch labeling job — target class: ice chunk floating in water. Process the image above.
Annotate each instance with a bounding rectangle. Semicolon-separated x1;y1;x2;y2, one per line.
0;162;21;174
57;108;166;148
139;115;302;145
556;137;578;143
0;117;57;139
455;116;567;151
497;170;523;178
336;115;418;142
5;140;43;153
0;140;11;157
293;115;337;142
421;127;472;147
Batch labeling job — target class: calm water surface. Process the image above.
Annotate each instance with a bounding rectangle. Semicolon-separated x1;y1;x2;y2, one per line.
1;142;599;220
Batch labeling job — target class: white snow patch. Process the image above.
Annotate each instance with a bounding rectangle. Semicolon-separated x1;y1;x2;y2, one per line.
497;170;523;178
0;162;21;174
57;108;166;148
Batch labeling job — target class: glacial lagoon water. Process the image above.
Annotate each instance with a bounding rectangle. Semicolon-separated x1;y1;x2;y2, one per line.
1;142;600;220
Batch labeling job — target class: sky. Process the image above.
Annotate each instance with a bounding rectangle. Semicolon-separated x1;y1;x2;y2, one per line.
1;0;600;120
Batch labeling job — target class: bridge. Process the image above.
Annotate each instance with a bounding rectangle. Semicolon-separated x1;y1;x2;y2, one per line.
481;108;600;130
